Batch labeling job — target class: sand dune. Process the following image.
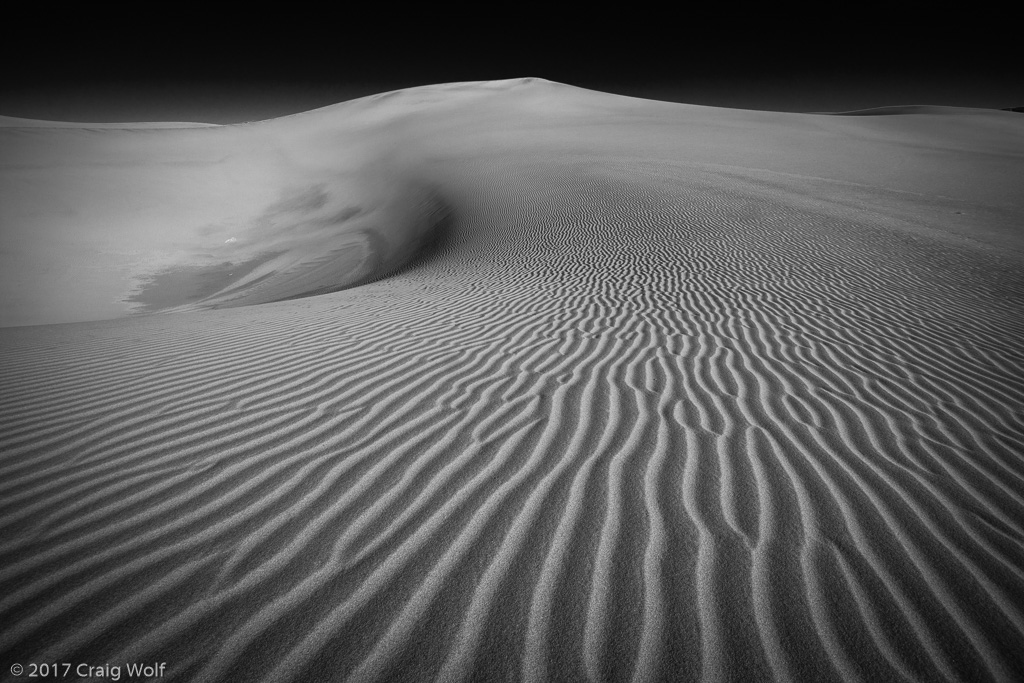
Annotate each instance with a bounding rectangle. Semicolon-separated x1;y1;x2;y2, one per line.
1;78;1023;682
0;115;219;129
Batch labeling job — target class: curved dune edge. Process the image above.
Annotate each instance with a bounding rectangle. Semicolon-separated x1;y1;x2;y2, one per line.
1;80;1024;682
124;180;453;315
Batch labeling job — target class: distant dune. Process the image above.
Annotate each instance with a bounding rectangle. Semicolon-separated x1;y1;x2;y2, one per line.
0;114;219;129
1;78;1023;682
825;104;1006;116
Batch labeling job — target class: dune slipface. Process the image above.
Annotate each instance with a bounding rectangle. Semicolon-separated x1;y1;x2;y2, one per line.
1;79;1023;682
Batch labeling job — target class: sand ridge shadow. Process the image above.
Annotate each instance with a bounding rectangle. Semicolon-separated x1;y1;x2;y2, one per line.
125;251;285;312
124;179;455;314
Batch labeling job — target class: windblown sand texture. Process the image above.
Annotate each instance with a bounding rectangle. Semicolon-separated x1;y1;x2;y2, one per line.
2;79;1023;682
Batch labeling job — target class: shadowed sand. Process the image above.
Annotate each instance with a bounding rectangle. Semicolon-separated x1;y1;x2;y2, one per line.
1;79;1023;682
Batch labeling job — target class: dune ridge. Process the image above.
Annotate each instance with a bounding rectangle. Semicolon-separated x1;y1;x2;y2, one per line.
1;79;1023;682
0;114;219;129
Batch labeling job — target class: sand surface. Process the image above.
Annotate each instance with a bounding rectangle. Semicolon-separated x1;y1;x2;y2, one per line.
1;78;1023;682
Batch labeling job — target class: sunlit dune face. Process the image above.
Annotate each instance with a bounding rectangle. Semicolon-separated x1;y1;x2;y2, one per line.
1;78;1021;329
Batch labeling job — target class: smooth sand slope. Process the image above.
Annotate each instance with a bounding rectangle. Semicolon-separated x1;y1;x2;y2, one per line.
1;79;1023;682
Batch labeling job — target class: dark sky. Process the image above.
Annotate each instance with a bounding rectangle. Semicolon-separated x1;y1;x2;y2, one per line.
1;16;1017;123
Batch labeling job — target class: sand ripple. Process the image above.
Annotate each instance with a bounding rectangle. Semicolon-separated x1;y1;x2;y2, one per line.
2;82;1024;682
